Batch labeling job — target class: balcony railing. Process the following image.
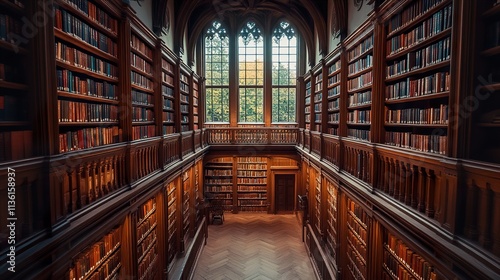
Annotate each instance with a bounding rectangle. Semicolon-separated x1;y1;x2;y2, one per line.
205;127;299;145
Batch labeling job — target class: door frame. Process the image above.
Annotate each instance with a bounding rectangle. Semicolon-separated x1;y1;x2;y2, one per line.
269;167;299;214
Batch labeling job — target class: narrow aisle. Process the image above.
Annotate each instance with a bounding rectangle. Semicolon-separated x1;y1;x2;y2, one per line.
192;213;316;280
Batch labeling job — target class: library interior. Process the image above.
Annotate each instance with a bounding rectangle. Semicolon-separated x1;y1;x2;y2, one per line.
0;0;499;279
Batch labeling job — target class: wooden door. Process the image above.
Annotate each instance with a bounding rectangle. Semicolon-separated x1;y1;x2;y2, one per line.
275;174;295;213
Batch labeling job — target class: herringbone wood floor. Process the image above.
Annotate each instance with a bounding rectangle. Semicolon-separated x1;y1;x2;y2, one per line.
192;213;316;280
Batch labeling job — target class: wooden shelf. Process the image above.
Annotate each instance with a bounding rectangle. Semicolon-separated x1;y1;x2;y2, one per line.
132;103;155;108
0;0;24;15
348;47;373;64
131;65;154;80
81;244;121;280
54;28;118;63
0;121;29;127
385;123;448;128
131;83;154;94
137;237;157;264
482;45;500;57
348;84;372;94
479;83;500;92
346;122;371;127
162;80;175;87
130;47;153;64
132;121;155;125
385;60;450;83
0;80;28;90
348;67;373;79
58;91;119;104
385;91;449;104
59;122;118;126
483;3;500;17
0;39;28;54
328;68;341;77
348;103;372;110
384;245;424;280
386;28;452;60
56;60;118;83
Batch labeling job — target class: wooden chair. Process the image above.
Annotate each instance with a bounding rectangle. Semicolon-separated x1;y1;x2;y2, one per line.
210;199;224;225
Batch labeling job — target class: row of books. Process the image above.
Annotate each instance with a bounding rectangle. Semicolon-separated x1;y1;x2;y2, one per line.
348;35;374;62
0;13;21;43
162;72;174;85
56;42;117;78
162;125;175;135
162;59;174;73
385;72;450;100
329;60;341;74
69;247;120;280
386;233;438;279
55;9;117;56
137;246;158;280
314;103;321;113
162;85;174;97
348;199;369;226
348;129;371;142
328;99;340;111
329;112;339;123
163;98;173;110
206;178;232;184
136;212;156;241
205;169;232;176
347;214;368;243
386;105;448;124
58;100;118;122
57;69;117;99
314;92;322;102
137;228;156;260
205;186;232;192
131;52;152;72
59;127;119;152
138;200;155;221
132;89;154;105
327;127;339;135
328;85;341;98
237;178;266;184
387;5;452;55
383;254;438;280
348;110;371;124
349;91;372;107
237;163;266;169
131;72;153;90
180;124;190;132
180;93;189;103
132;107;154;122
180;115;189;123
347;246;367;279
328;74;340;86
237;170;266;176
237;186;267;192
180;104;189;113
349;55;373;75
347;227;367;261
385;132;447;154
348;72;373;91
237;200;267;206
63;0;118;33
305;101;311;110
387;0;445;33
163;112;174;122
180;82;189;93
0;130;32;161
387;37;451;77
132;125;155;140
238;193;266;199
131;34;153;58
0;95;22;121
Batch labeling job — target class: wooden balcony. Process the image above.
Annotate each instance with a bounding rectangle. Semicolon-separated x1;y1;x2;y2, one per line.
205;127;299;146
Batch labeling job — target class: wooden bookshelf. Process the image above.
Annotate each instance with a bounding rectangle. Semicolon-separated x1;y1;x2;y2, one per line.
383;0;452;155
324;178;338;268
313;168;322;235
383;231;441;280
304;75;312;130
204;157;234;211
236;157;268;212
313;69;323;132
136;197;158;280
182;170;191;242
67;226;122;280
326;54;342;136
166;181;177;271
470;0;500;163
130;31;155;140
346;197;369;280
53;0;121;153
346;32;374;142
179;70;190;132
162;48;176;135
193;76;200;130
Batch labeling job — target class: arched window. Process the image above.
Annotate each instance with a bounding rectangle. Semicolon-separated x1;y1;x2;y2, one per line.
205;21;229;122
238;21;264;123
272;21;297;123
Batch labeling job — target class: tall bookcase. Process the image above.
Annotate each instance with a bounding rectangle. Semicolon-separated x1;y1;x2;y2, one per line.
161;48;176;135
204;157;234;211
313;167;322;235
304;75;312;130
166;180;177;271
136;197;158;280
325;178;339;269
470;0;500;163
54;0;121;152
346;33;374;142
130;31;155;140
0;0;34;161
383;0;452;155
179;69;190;132
236;156;268;212
326;56;342;136
313;69;323;132
67;226;122;280
181;170;191;244
346;197;369;280
192;76;200;130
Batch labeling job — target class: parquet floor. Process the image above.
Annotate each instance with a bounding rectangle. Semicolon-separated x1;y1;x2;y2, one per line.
192;213;316;280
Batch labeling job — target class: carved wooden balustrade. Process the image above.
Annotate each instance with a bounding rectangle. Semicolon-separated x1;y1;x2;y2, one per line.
304;131;311;150
375;147;445;223
49;144;127;221
298;128;305;146
205;128;299;145
342;139;373;185
131;139;160;182
0;159;47;250
194;130;202;150
323;134;340;167
311;131;321;156
461;161;500;258
164;134;180;166
182;132;194;157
